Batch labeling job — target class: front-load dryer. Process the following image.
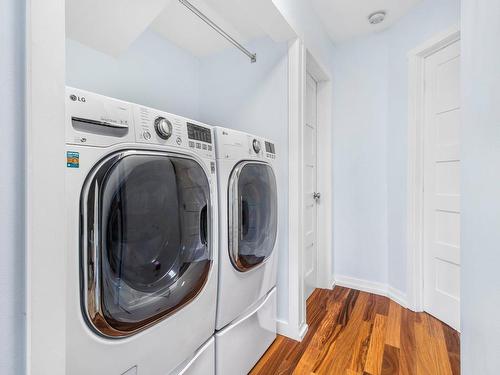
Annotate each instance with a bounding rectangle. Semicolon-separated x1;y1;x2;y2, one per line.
213;127;278;375
65;88;218;375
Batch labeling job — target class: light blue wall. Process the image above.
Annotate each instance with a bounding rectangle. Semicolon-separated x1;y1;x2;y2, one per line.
198;37;289;320
385;0;460;294
331;0;460;294
66;31;293;320
0;0;26;374
66;29;201;120
66;2;335;327
331;33;390;285
461;0;500;373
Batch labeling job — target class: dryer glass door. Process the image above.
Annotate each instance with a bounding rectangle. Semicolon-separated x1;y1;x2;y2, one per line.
82;151;212;337
229;162;277;272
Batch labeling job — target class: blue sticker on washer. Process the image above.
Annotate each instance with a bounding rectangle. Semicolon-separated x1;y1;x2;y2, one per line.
67;151;79;168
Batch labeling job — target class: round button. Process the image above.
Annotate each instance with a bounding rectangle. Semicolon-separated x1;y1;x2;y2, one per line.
154;117;173;140
176;137;182;145
252;139;261;153
143;131;152;140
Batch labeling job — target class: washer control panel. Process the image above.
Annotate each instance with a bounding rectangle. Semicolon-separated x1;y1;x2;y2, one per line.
135;106;214;158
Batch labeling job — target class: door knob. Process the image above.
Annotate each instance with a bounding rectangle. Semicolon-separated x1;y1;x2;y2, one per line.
313;192;321;200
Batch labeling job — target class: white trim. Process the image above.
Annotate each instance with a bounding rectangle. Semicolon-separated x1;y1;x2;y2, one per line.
281;38;333;342
25;1;66;374
407;26;460;312
335;275;408;309
387;286;409;309
276;319;308;342
281;38;308;341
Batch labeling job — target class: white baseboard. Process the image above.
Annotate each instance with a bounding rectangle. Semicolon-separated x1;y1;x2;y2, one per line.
387;285;409;309
334;275;409;309
277;319;308;342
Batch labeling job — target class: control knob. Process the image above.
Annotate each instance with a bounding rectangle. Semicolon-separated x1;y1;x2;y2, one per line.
154;117;173;140
252;139;261;154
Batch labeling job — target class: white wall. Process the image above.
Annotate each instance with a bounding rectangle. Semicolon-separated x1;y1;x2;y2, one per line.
461;0;500;373
331;0;460;295
66;29;201;120
198;37;289;320
0;0;26;374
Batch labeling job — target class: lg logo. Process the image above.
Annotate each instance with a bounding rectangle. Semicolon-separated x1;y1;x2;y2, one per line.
70;94;86;103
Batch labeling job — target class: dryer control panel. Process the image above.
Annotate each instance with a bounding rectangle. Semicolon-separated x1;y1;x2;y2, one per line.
214;127;277;163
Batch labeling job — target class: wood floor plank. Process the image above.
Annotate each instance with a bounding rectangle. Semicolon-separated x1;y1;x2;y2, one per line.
414;313;436;375
314;293;369;374
252;287;460;375
385;301;402;348
375;295;390;317
348;320;373;373
381;345;400;375
442;323;460;375
428;314;454;375
364;314;388;375
415;313;453;375
399;308;416;375
292;297;344;374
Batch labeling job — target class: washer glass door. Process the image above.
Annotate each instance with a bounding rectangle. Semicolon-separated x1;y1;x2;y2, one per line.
229;162;278;271
82;151;212;337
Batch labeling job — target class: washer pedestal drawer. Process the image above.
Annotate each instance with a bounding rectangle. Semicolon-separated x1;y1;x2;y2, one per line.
215;288;277;375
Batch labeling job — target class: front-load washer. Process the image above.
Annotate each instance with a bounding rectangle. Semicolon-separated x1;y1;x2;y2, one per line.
65;87;218;375
213;127;278;375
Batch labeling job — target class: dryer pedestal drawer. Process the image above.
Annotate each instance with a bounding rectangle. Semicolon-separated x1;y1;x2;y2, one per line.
171;337;215;375
215;288;277;375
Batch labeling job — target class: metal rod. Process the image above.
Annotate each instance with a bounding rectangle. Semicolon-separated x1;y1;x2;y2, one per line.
178;0;257;63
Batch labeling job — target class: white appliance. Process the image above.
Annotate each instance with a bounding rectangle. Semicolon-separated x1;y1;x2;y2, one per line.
65;88;218;375
213;127;278;375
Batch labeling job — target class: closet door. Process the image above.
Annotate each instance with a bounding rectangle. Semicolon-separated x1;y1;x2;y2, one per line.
423;40;461;330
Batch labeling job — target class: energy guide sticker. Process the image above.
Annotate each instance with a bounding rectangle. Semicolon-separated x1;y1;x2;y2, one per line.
67;151;79;168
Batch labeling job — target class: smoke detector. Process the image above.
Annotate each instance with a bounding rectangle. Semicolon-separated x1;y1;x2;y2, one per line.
368;11;386;25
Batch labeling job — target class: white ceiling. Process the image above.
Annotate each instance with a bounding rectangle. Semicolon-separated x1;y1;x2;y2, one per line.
152;0;297;57
312;0;422;43
66;0;295;58
66;0;171;56
152;0;262;57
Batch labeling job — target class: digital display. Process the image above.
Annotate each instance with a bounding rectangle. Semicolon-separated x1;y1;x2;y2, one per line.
265;141;276;154
187;123;212;144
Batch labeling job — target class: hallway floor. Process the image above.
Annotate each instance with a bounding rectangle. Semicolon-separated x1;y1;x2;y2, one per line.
251;286;460;375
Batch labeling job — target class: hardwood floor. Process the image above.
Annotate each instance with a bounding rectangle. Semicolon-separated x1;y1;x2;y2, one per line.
251;287;460;375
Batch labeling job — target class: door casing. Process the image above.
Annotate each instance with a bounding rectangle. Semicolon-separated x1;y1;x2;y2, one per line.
407;27;461;313
283;39;333;342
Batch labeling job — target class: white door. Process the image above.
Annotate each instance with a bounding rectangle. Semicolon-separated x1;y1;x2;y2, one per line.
303;73;318;300
423;40;461;330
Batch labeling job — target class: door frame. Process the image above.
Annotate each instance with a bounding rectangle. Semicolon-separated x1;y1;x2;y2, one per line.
282;38;333;341
25;0;67;374
406;27;460;312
